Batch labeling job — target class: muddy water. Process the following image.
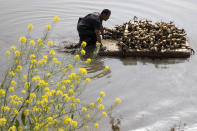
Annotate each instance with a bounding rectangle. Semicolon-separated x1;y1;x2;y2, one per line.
0;0;197;130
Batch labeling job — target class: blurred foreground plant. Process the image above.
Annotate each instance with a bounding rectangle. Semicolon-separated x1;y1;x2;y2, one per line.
0;16;121;131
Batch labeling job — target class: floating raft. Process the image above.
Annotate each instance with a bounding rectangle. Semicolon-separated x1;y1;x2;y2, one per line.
99;39;193;58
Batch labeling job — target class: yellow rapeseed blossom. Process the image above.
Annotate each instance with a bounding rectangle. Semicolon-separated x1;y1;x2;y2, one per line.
68;64;73;70
53;16;60;22
13;108;19;115
19;36;27;44
37;39;44;46
94;123;99;128
9;87;15;92
85;78;91;83
105;65;110;71
9;71;15;77
1;106;11;112
85;114;90;118
29;40;35;46
44;87;50;92
116;98;121;104
85;58;92;64
14;60;19;65
24;82;30;89
98;104;105;110
68;89;75;95
84;126;89;130
15;50;21;57
8;125;16;131
80;49;86;55
100;91;106;97
89;103;94;108
10;46;16;51
23;74;27;79
81;41;87;48
21;90;26;94
79;68;87;75
24;109;29;116
43;55;48;60
28;24;34;30
97;97;102;103
46;73;51;77
48;41;53;46
16;65;22;72
96;42;101;47
0;89;6;97
81;107;87;112
49;50;55;56
102;112;108;117
46;25;52;31
11;80;17;86
74;54;80;60
6;51;11;56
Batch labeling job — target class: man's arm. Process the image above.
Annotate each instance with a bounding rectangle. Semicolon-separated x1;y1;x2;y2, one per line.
100;25;104;39
95;29;101;43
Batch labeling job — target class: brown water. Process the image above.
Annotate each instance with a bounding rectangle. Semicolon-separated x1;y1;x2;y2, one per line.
0;0;197;130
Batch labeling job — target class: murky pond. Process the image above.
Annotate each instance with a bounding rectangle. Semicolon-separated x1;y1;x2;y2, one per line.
0;0;197;130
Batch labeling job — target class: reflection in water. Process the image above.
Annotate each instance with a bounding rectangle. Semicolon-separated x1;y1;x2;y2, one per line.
119;57;189;69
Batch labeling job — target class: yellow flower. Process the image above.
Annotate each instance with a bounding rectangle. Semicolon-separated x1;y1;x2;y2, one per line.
16;65;22;72
9;71;15;77
0;118;7;126
69;89;75;95
102;112;108;117
74;54;80;60
30;93;36;98
96;42;101;47
48;41;53;46
29;54;36;59
61;68;67;73
18;126;23;131
29;40;35;46
24;82;30;89
24;109;29;116
84;126;88;130
15;50;21;57
0;89;6;97
100;91;106;97
14;60;19;65
94;123;99;128
79;68;87;75
10;46;16;51
98;104;105;110
116;98;121;104
19;36;27;44
46;24;52;31
62;86;66;90
81;41;87;48
53;16;60;22
82;107;87;112
43;55;48;60
80;49;86;55
23;74;27;79
89;103;94;108
68;64;73;70
46;73;51;77
8;125;16;131
49;50;55;56
52;58;58;64
11;80;17;86
85;58;92;64
6;51;11;56
85;78;91;83
21;90;26;94
97;97;102;103
44;87;50;92
13;108;19;115
37;39;44;46
9;87;15;92
105;65;109;71
28;24;34;30
85;114;90;118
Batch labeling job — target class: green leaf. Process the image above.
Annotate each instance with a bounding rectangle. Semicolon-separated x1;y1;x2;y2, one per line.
21;110;26;126
15;119;20;129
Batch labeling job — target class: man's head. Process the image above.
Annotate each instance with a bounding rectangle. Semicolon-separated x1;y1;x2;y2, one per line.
101;9;111;21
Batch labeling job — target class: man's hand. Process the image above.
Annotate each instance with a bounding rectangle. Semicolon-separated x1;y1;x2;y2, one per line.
95;29;102;43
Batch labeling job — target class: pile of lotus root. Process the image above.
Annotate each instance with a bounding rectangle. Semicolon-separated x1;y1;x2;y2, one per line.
104;16;190;52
